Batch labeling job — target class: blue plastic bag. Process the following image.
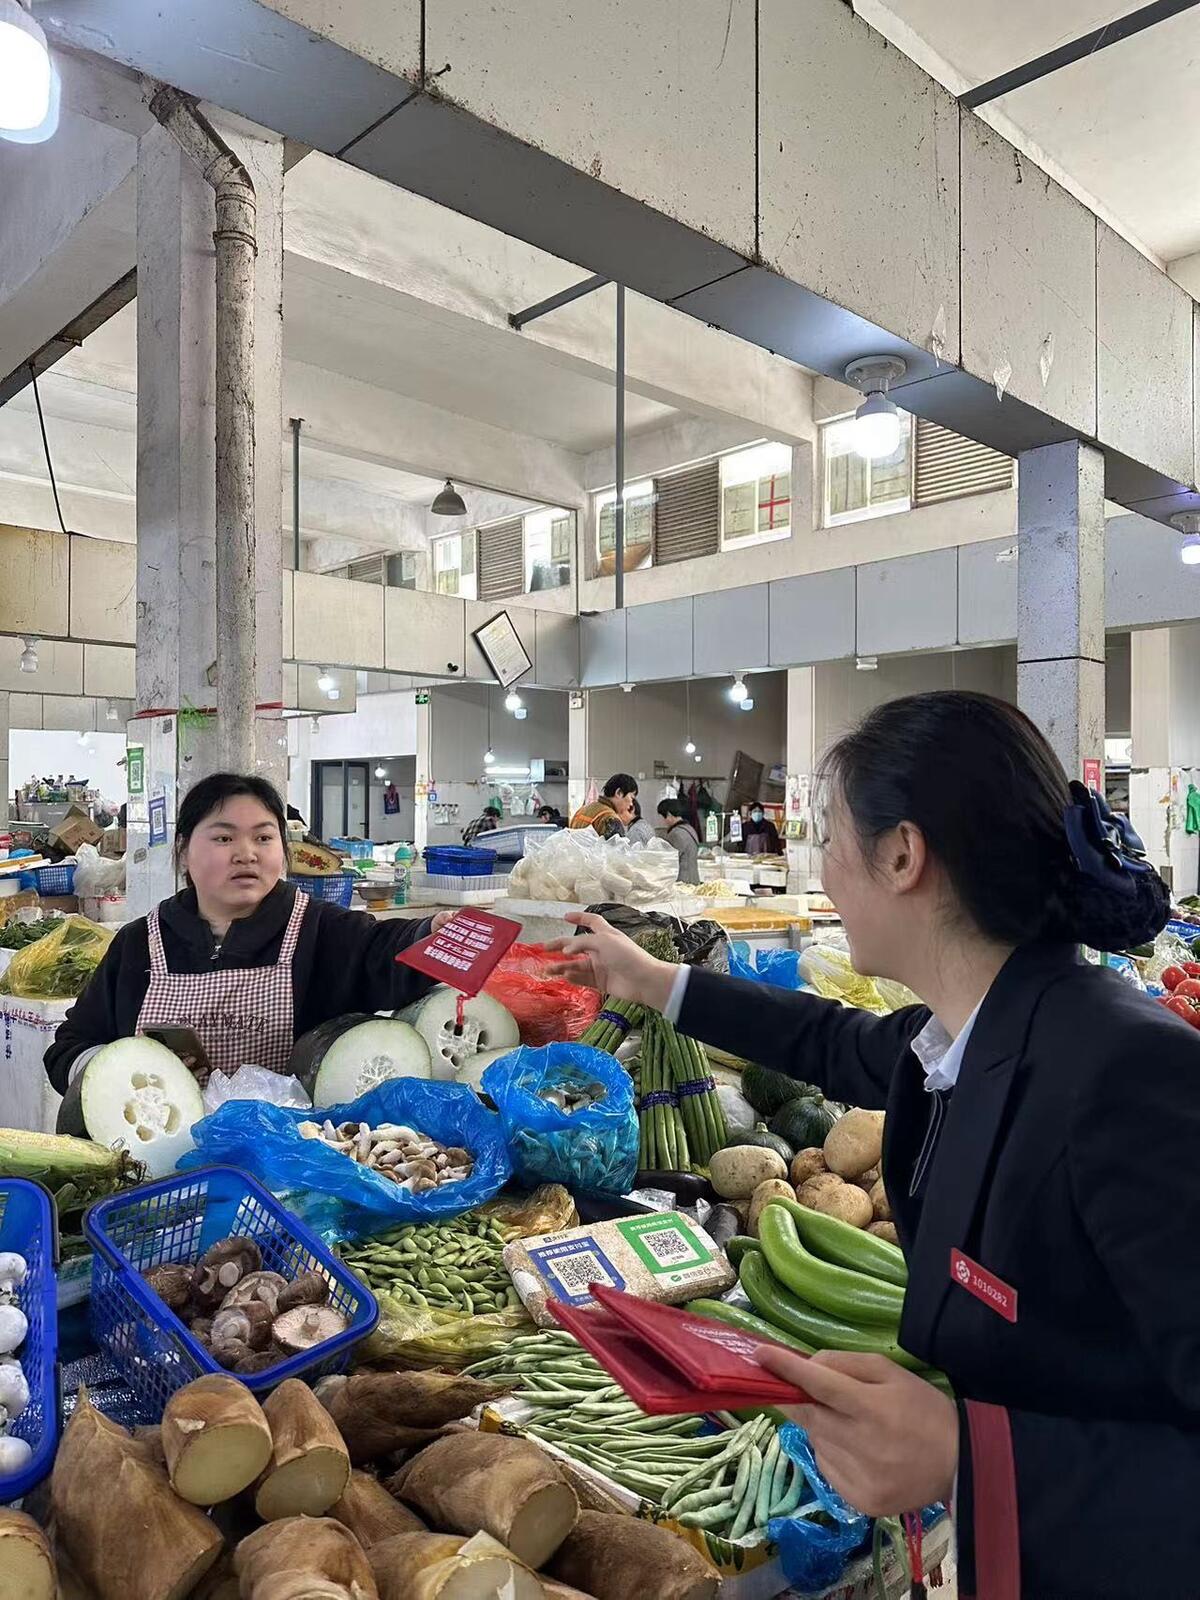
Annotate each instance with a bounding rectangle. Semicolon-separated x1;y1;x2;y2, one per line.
178;1079;512;1227
482;1043;638;1194
767;1423;870;1590
728;941;807;991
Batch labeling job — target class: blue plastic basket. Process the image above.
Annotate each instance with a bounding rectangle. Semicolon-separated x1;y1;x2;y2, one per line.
425;845;497;877
84;1166;378;1423
288;872;356;908
0;1179;59;1502
330;838;375;861
26;864;77;896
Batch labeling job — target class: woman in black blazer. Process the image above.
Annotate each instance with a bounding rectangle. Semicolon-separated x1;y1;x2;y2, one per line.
555;692;1198;1600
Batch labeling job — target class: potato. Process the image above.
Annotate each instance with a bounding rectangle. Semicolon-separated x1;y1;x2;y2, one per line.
789;1148;827;1187
852;1166;880;1192
868;1221;900;1246
823;1109;885;1179
709;1145;788;1200
869;1178;891;1221
796;1172;843;1204
748;1179;795;1236
806;1181;872;1229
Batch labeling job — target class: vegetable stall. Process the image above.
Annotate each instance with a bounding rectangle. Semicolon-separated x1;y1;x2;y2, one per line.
0;915;956;1600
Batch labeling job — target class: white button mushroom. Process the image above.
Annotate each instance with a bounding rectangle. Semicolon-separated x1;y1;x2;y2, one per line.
0;1304;28;1356
0;1359;29;1420
0;1432;33;1476
0;1252;27;1305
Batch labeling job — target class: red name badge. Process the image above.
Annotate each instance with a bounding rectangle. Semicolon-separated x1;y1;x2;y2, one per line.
396;908;521;997
950;1248;1018;1324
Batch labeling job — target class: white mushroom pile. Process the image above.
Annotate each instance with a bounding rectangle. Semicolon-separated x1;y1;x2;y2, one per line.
0;1252;32;1479
297;1119;474;1192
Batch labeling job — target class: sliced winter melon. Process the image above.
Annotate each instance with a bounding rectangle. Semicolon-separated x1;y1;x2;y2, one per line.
78;1037;204;1178
455;1045;522;1094
399;987;520;1080
289;1014;432;1106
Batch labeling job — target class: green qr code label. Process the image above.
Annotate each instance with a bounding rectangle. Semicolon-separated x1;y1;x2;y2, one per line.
618;1213;711;1276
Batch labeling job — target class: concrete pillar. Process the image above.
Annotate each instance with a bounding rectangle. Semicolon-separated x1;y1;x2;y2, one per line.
1129;625;1200;894
134;116;284;795
785;668;816;890
1016;440;1106;781
567;691;589;820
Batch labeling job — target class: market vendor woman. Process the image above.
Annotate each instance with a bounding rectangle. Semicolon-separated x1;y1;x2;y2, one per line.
554;692;1200;1599
45;772;447;1100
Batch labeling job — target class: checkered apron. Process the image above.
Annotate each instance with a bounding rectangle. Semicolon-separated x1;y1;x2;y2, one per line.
135;891;309;1084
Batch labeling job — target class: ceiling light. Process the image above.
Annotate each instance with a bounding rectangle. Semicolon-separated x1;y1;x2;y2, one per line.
490;764;531;776
1171;512;1200;565
18;636;37;674
844;356;907;461
483;747;496;766
76;731;90;747
316;668;335;692
105;700;119;723
0;1;55;140
514;707;528;721
504;690;523;713
856;655;879;672
310;716;320;733
374;765;387;779
729;675;749;704
431;479;467;517
694;753;703;764
740;698;755;712
326;686;341;702
684;739;696;755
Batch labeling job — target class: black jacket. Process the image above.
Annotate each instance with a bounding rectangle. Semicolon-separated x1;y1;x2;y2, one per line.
679;944;1200;1599
45;883;435;1094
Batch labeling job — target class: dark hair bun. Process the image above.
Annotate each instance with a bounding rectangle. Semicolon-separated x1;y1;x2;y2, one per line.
1043;861;1171;951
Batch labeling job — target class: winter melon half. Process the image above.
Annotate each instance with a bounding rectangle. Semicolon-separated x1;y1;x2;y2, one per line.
75;1036;205;1178
288;1014;432;1106
399;987;520;1080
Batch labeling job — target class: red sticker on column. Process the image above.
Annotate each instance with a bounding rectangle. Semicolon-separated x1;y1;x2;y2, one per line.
950;1248;1018;1323
396;909;521;997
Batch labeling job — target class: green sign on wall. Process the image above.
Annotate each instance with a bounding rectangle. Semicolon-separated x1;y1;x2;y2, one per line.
127;745;145;797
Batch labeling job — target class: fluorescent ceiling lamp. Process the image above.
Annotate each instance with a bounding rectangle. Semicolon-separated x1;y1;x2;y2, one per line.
0;1;57;141
489;764;530;776
18;636;37;674
316;668;335;692
729;675;749;704
844;356;907;461
431;479;467;517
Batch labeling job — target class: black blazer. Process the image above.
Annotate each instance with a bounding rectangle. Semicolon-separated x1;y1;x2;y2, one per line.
45;883;435;1094
680;943;1200;1599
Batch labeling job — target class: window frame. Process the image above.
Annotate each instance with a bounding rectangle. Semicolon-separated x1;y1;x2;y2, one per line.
523;506;574;593
820;412;914;528
718;442;794;551
594;479;655;573
430;532;478;600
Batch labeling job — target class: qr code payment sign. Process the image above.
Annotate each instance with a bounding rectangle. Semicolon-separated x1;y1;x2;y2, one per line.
637;1226;695;1267
527;1239;626;1306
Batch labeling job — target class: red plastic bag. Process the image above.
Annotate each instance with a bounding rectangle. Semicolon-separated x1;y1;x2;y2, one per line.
483;943;602;1046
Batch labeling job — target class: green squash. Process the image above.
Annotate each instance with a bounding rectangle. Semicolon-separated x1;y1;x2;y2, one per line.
740;1062;821;1118
769;1094;839;1151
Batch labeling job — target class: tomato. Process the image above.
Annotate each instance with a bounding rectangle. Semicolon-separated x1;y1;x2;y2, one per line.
1164;994;1200;1027
1174;978;1200;1002
1183;962;1200;977
1161;966;1187;991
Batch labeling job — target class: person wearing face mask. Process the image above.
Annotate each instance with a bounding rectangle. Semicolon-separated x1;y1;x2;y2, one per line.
547;692;1199;1600
569;774;637;840
45;772;449;1100
744;803;783;856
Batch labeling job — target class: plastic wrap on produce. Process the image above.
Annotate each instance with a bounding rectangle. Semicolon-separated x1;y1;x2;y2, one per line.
483;1043;638;1195
506;828;679;906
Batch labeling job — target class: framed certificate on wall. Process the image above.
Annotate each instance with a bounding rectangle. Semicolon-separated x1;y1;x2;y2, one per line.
472;611;532;688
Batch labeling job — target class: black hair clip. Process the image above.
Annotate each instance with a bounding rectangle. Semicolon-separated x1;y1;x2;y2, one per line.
1063;780;1151;890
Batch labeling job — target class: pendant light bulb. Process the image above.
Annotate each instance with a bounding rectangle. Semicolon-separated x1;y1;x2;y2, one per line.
505;690;523;713
0;0;56;141
316;668;335;692
684;739;696;755
18;636;37;674
729;675;748;704
484;747;496;766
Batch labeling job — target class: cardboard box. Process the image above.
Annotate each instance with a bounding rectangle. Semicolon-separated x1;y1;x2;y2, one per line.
99;828;126;860
37;895;80;915
50;805;104;854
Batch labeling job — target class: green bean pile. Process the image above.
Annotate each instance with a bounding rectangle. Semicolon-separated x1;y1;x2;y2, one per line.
464;1331;808;1541
337;1213;524;1316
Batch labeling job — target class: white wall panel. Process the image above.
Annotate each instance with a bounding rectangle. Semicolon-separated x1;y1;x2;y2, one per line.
0;528;69;637
768;569;855;665
759;0;959;360
960;117;1096;437
580;611;627;687
384;588;468;679
1097;224;1194;485
626;597;693;682
293;572;386;670
0;638;82;696
83;643;135;699
533;609;580;688
857;549;958;655
71;537;136;643
693;586;769;675
957;539;1018;646
427;0;757;256
1106;512;1200;628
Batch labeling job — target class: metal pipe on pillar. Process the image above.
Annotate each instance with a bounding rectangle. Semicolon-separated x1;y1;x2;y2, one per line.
291;416;303;572
614;282;625;612
148;87;258;775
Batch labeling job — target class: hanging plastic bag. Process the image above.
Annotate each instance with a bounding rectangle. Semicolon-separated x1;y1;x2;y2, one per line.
72;842;126;898
727;941;807;990
767;1423;869;1589
0;914;114;999
483;944;602;1046
482;1043;638;1194
179;1078;512;1224
201;1063;312;1114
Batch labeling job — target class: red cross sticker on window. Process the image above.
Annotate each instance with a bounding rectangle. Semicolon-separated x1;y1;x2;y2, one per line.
758;474;789;531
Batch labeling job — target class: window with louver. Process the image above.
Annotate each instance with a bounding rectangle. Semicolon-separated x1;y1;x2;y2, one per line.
914;419;1013;505
478;518;525;601
653;460;720;566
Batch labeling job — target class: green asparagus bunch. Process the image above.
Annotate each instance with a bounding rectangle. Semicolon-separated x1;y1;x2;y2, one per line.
580;995;644;1054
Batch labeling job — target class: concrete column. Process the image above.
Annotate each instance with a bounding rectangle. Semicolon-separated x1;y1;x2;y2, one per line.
567;691;589;820
1016;440;1106;781
1129;625;1200;894
134;116;284;793
785;668;816;890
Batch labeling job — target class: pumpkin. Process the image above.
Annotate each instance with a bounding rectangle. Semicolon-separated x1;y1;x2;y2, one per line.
769;1094;839;1152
